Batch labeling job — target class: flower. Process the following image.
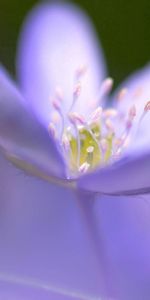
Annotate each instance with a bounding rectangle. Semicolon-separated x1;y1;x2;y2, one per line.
0;2;150;299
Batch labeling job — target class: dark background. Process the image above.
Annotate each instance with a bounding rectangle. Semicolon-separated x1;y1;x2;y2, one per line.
0;0;150;87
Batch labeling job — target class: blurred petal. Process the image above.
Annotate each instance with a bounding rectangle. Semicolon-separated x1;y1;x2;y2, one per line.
0;151;110;299
0;66;66;179
78;151;150;194
94;193;150;299
0;276;85;300
112;64;150;151
17;3;106;126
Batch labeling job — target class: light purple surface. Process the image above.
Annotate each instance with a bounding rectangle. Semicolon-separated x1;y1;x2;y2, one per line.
0;66;66;178
78;151;150;194
0;278;82;300
0;152;110;299
94;193;150;299
17;3;106;126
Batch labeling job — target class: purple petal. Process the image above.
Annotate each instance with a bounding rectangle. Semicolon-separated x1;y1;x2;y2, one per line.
17;3;106;126
78;151;150;194
0;151;110;299
0;277;81;300
112;64;150;151
94;193;150;299
0;66;66;178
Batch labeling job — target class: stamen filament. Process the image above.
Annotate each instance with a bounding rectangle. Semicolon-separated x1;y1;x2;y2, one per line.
52;99;65;140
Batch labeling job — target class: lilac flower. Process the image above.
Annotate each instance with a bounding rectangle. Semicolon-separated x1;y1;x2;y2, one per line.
0;2;150;299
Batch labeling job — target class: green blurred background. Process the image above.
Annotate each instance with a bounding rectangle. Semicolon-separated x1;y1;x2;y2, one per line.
0;0;149;87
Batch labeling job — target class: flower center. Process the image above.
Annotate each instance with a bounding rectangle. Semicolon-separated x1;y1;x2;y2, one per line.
48;68;150;178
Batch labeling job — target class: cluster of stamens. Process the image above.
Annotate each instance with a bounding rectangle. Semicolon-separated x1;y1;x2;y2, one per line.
48;66;150;178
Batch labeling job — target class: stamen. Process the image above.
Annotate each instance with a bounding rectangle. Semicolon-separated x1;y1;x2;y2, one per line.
87;146;94;153
98;77;113;101
100;138;108;162
128;104;136;119
114;138;124;147
79;162;90;173
100;138;108;152
69;66;87;112
73;82;81;99
114;135;130;158
86;124;101;149
68;113;84;169
51;111;60;125
75;65;87;80
69;82;81;112
52;99;61;111
114;105;136;156
62;135;70;152
136;100;150;131
52;99;65;140
68;112;85;126
105;119;115;134
89;106;102;122
48;122;57;139
48;75;148;177
114;136;124;150
117;88;128;101
86;146;94;165
124;104;136;131
103;108;118;118
55;86;64;103
144;101;150;112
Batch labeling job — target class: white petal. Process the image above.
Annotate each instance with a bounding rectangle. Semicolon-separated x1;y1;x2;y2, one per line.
17;3;106;126
0;66;66;178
